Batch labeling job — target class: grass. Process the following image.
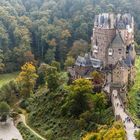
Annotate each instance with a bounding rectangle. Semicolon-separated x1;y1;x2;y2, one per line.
0;72;18;88
127;56;140;125
17;122;42;140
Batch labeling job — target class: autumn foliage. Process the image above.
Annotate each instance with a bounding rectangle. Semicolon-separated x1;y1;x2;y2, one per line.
82;121;126;140
16;62;38;98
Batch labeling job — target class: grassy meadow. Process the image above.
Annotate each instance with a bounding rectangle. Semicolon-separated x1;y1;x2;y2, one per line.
0;72;19;88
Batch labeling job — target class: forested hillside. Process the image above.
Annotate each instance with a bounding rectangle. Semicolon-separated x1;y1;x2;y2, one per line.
0;0;140;72
1;1;140;140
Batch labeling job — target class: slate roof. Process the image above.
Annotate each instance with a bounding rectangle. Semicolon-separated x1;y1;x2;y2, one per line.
119;59;128;68
116;13;133;29
110;31;124;48
90;58;102;68
75;55;92;67
124;54;132;67
113;59;128;70
75;54;102;68
113;54;135;70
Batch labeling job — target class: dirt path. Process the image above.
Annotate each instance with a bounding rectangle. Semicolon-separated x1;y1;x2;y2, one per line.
20;114;46;140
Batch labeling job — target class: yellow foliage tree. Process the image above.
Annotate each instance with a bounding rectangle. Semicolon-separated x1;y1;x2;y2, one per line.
16;62;38;98
82;132;102;140
82;121;126;140
103;122;126;140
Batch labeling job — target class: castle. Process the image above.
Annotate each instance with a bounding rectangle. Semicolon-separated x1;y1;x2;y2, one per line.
68;13;136;99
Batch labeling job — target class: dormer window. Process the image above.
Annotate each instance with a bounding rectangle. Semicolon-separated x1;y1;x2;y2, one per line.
108;48;113;56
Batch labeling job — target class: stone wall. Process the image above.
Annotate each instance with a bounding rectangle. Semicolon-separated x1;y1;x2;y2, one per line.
112;64;128;85
74;65;93;78
92;28;116;66
108;46;126;65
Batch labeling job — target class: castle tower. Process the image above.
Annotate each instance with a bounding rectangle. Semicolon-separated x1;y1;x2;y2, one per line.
73;12;136;85
91;13;136;68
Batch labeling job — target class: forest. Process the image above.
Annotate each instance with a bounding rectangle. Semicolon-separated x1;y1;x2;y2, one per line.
0;0;140;140
0;0;140;73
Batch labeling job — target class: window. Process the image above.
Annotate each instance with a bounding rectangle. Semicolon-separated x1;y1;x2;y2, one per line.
118;48;122;54
108;48;113;56
96;39;98;46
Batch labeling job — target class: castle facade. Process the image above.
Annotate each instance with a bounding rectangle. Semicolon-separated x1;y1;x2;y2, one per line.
68;13;136;95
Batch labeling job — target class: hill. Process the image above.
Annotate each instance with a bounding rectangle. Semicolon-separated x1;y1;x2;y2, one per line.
26;86;114;140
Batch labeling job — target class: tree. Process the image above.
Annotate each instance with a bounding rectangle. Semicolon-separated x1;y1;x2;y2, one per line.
91;71;104;92
71;78;93;94
0;102;10;122
90;93;108;124
16;62;38;98
68;39;89;58
82;121;126;140
37;63;49;85
46;66;60;91
0;81;19;104
103;122;126;140
92;93;107;111
37;63;61;89
61;29;71;39
23;51;36;64
45;48;56;64
64;56;75;68
62;78;93;117
0;49;5;73
91;71;104;85
51;60;61;72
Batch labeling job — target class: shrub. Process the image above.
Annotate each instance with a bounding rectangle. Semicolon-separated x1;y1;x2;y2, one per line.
20;99;29;109
17;122;42;140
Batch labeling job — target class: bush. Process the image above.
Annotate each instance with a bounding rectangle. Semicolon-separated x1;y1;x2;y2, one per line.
0;101;10;122
17;122;42;140
20;99;29;109
135;130;140;140
45;129;53;139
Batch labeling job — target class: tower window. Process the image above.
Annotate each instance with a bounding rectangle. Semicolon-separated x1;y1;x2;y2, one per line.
108;48;113;56
96;39;98;46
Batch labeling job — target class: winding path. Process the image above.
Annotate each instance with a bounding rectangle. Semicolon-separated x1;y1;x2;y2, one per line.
0;118;23;140
19;114;46;140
